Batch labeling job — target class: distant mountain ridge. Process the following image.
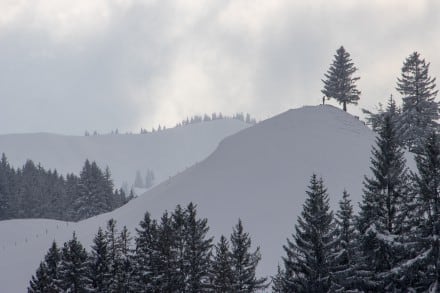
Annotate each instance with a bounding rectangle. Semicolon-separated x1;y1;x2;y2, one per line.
0;119;250;189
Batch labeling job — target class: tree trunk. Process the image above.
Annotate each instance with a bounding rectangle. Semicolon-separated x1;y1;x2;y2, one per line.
343;102;347;112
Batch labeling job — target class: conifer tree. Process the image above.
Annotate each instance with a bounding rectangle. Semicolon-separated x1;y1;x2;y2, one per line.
103;167;116;209
357;114;410;291
58;233;92;293
110;226;133;293
183;203;213;292
389;131;440;291
282;174;336;292
209;235;234;292
322;46;361;112
332;190;359;291
28;262;52;293
44;241;61;288
132;211;159;292
172;204;187;290
73;160;122;221
156;211;180;292
89;227;109;292
29;241;61;293
397;51;439;150
230;219;267;292
65;173;80;220
104;219;122;291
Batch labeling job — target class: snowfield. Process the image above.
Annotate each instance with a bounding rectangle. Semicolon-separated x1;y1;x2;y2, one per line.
1;105;380;291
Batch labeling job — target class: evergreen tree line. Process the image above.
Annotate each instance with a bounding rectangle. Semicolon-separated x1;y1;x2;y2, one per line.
139;112;258;134
275;113;440;292
173;112;257;129
29;203;267;292
0;155;130;222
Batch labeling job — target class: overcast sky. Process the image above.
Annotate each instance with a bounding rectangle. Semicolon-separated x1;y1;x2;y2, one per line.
0;0;438;135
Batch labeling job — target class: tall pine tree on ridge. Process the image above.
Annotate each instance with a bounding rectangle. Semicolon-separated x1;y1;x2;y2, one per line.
322;46;361;112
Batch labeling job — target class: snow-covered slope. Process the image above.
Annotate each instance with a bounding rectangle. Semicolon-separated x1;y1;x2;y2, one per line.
0;105;377;291
0;119;249;188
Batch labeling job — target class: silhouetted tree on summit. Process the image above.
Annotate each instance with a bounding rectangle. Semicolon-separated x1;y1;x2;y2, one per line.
322;46;361;112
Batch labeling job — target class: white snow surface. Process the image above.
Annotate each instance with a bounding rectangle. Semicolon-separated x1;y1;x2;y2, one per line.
0;119;249;188
0;105;382;291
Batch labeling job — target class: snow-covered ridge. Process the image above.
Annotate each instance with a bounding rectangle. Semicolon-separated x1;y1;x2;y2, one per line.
0;105;376;291
0;119;249;188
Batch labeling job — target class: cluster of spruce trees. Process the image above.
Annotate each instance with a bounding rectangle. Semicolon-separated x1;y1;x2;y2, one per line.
272;48;440;292
29;203;267;292
274;116;440;291
0;156;129;221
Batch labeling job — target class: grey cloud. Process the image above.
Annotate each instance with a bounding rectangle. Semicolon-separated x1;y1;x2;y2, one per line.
0;1;439;134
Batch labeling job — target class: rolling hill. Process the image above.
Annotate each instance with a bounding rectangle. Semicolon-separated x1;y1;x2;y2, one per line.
0;119;249;189
0;105;380;291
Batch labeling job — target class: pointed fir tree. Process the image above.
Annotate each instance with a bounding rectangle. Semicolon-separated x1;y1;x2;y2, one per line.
29;241;61;293
388;131;440;291
89;227;109;292
28;262;52;293
104;219;123;291
322;46;361;112
155;211;180;292
44;241;61;290
132;211;159;292
172;204;187;290
230;219;267;292
65;173;80;220
182;202;213;292
332;190;359;292
209;235;234;292
282;174;336;293
397;51;439;150
131;212;159;292
357;113;410;291
57;232;92;292
110;226;133;293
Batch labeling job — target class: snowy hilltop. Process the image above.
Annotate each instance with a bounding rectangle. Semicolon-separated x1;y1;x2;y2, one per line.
0;105;377;291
